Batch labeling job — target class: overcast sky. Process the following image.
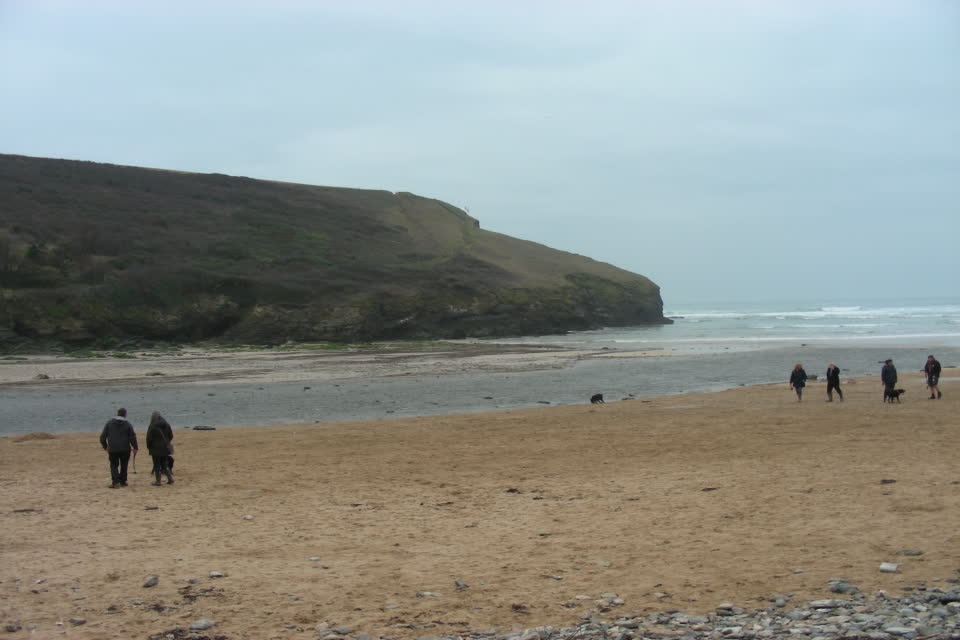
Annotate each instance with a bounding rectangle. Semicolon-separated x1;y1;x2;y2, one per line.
1;0;957;308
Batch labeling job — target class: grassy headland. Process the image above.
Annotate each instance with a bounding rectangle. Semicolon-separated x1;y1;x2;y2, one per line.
0;154;667;349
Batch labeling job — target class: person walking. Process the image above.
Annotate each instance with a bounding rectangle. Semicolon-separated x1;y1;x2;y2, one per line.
924;355;942;399
99;408;138;488
825;363;843;402
789;363;808;402
881;359;898;400
148;410;174;468
145;411;174;486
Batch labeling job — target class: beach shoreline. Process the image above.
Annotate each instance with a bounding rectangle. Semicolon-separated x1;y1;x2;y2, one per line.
1;341;957;437
2;372;958;639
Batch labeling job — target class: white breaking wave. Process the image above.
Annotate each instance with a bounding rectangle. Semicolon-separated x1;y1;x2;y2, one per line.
609;332;960;344
787;323;889;329
648;299;960;349
497;298;960;352
667;303;960;322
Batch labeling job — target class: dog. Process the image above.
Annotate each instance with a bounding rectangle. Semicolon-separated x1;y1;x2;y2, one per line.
590;393;605;404
883;388;906;403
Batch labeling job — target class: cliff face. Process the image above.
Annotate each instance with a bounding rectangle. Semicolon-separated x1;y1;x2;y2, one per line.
0;154;669;347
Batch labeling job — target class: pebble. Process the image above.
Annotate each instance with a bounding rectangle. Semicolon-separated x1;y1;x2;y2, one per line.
143;575;159;588
242;515;254;521
828;577;860;594
328;580;960;640
67;618;86;626
209;571;225;578
189;618;216;630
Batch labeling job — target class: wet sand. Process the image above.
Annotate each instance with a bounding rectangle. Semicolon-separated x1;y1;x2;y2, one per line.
1;342;956;436
1;364;958;639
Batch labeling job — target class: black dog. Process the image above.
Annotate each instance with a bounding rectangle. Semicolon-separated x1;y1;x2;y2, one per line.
883;388;906;403
590;393;605;404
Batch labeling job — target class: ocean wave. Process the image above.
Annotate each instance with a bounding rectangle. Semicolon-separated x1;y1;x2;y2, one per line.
669;304;960;322
787;323;888;329
610;332;960;344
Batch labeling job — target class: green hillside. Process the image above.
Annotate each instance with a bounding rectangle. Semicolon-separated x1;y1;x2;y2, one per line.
0;153;669;348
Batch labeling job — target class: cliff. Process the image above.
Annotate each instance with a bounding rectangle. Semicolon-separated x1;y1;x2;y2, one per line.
0;154;669;347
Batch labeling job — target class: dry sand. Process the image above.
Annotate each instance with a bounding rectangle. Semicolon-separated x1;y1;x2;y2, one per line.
1;370;958;639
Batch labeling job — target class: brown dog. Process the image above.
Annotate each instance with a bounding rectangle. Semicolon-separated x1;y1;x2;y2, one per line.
883;388;906;403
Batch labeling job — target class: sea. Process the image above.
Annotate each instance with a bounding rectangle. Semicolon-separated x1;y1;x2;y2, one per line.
2;297;958;435
496;296;960;353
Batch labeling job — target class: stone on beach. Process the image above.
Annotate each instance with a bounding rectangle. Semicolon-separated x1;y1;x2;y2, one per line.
189;618;216;630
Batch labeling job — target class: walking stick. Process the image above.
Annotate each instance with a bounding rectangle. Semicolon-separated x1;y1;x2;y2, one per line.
132;449;137;474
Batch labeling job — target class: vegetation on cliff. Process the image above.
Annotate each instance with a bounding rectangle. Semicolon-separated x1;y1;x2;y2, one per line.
0;154;668;348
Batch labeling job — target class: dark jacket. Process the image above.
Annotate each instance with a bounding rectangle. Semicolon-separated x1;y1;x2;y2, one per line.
925;359;942;380
100;417;138;453
790;368;807;387
881;363;898;386
146;418;173;457
825;365;840;385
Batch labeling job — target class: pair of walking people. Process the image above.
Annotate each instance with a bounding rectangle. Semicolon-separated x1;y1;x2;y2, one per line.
789;363;843;402
881;356;943;400
99;409;174;488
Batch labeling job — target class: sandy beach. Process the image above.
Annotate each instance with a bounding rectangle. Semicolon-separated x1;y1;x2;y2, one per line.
2;350;958;639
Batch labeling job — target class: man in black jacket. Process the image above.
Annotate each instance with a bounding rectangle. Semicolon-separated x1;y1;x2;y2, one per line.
825;363;843;402
881;359;898;400
99;408;139;488
924;355;942;399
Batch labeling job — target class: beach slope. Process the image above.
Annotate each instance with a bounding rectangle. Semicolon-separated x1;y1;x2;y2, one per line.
1;376;958;638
